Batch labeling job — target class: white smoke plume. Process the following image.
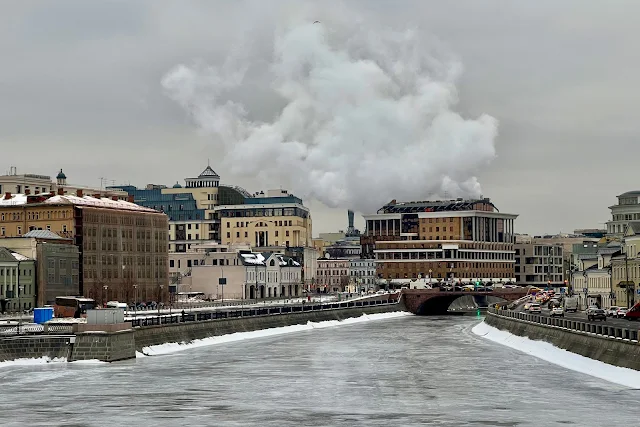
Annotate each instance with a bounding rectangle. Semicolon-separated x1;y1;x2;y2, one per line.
161;22;498;213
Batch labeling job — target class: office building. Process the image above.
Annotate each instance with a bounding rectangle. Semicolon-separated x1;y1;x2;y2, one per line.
362;198;517;283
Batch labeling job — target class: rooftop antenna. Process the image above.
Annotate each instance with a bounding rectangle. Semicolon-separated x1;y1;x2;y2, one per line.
99;177;105;191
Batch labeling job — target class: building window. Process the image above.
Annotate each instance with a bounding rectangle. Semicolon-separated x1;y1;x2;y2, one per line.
17;226;21;235
170;260;174;268
286;231;290;237
227;232;230;238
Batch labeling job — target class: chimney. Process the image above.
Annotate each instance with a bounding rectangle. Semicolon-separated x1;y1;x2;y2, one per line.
112;196;118;201
76;189;83;197
57;187;64;195
24;189;30;195
4;192;10;200
127;195;134;203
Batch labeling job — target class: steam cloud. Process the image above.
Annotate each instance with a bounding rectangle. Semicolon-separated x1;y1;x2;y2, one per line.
161;23;498;213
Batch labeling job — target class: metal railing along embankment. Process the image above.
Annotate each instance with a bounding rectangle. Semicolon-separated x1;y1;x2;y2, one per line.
488;306;639;342
131;297;400;328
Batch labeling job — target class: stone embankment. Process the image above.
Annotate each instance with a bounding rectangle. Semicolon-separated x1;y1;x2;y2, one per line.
486;307;640;371
1;299;404;363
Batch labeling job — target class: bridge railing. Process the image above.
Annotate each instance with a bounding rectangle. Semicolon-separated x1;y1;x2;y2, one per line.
130;297;400;328
488;306;640;343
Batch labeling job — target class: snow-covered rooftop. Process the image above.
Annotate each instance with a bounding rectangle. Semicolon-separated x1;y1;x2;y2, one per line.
9;251;30;261
239;253;266;265
0;193;159;213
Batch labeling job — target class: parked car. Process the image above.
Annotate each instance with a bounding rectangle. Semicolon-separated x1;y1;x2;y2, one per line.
606;306;620;317
529;303;542;314
550;306;564;317
588;309;606;322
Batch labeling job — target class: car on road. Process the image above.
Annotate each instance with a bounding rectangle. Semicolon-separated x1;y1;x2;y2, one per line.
529;303;542;314
585;306;600;316
606;306;620;317
550;307;564;317
615;308;629;318
588;309;607;321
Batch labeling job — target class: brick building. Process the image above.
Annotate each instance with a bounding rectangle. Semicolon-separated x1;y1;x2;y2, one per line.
0;189;169;305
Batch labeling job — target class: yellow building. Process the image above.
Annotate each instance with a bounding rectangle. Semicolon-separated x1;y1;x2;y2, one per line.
0;193;75;238
216;189;312;249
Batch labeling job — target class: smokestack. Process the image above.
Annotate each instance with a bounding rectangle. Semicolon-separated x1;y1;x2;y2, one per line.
24;189;30;195
4;192;10;200
76;189;83;198
348;210;354;228
57;188;64;195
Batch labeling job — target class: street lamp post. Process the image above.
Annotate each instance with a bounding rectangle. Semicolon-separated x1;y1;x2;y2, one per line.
158;285;163;316
133;284;138;318
16;260;21;334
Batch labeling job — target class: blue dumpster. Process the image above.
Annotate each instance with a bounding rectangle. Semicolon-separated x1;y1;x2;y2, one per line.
34;307;54;324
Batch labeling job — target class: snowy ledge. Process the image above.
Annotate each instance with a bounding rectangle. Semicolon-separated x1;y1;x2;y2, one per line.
472;321;640;388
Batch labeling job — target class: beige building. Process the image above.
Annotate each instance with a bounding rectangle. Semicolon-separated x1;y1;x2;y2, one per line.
217;189;312;249
611;222;640;309
176;243;303;300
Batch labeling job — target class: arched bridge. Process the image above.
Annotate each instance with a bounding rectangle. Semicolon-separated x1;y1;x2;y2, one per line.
402;288;528;315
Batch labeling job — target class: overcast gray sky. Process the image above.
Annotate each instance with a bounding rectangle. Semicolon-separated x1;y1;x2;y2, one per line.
1;1;637;235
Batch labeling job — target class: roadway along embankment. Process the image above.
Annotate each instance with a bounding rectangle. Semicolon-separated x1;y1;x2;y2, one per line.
485;308;640;371
135;303;404;351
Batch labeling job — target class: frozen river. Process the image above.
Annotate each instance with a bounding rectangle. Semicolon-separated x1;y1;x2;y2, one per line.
0;315;636;426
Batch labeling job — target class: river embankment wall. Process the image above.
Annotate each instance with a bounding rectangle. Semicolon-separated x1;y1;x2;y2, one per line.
1;303;405;363
485;308;640;371
135;303;402;351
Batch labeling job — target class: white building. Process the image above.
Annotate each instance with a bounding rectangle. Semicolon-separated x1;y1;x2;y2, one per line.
607;191;640;237
349;258;377;291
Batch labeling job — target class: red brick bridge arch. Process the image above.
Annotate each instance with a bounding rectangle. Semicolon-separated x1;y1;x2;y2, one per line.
402;289;528;315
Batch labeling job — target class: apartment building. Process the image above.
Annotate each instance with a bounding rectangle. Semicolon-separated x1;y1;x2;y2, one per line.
514;240;564;286
362;198;517;283
316;258;350;292
0;189;169;305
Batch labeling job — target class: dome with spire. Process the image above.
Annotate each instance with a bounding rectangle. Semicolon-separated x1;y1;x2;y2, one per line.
172;181;182;188
56;169;67;180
